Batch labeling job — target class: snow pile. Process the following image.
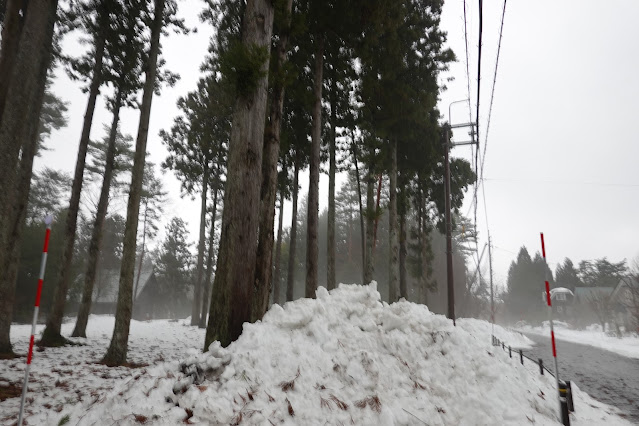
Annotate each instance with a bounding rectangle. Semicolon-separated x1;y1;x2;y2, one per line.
62;283;630;425
519;322;639;359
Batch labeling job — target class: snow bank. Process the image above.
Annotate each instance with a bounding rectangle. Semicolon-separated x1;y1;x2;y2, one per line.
519;323;639;360
59;283;630;425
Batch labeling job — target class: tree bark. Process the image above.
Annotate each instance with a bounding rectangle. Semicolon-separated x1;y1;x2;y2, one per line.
305;35;324;299
199;185;218;328
204;0;274;350
327;80;337;291
51;30;106;339
364;170;375;284
0;0;58;355
351;136;365;284
388;139;399;303
191;166;209;325
399;203;408;300
66;93;123;341
133;200;148;305
0;0;24;122
286;156;299;302
419;187;429;306
103;0;165;366
373;174;382;250
272;191;284;304
0;66;45;355
252;0;294;321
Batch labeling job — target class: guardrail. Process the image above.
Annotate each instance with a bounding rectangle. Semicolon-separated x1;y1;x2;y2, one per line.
492;336;574;424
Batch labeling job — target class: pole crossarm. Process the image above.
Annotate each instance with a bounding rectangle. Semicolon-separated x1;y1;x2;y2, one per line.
450;122;477;129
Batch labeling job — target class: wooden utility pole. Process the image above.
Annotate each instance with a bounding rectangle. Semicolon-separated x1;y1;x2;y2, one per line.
444;127;455;325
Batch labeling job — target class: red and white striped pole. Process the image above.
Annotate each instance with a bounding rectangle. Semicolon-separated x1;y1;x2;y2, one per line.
17;215;53;426
540;233;562;419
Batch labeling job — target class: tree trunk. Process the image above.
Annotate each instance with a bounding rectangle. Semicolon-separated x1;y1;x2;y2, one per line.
373;174;382;250
286;156;299;302
419;187;429;306
0;0;24;122
327;80;337;291
399;204;408;300
191;166;209;325
102;0;165;366
50;31;106;339
388;139;399;303
252;0;294;320
0;0;58;355
364;171;375;284
272;191;284;305
199;185;218;328
305;35;324;299
65;94;123;341
0;68;45;355
351;135;365;284
204;0;274;350
133;200;148;305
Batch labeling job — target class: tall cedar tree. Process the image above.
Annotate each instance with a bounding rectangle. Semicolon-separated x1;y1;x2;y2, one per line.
43;4;146;345
252;0;295;321
162;75;230;326
204;0;275;349
52;0;116;341
103;0;176;366
0;0;58;356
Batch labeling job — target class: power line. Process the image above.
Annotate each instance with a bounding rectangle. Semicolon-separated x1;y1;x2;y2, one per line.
479;0;507;183
476;0;484;148
483;177;639;188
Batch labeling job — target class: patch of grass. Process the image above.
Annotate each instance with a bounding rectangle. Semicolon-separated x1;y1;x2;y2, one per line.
58;414;70;425
0;382;21;401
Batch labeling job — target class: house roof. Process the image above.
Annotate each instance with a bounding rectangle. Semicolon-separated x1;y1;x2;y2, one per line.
611;276;639;300
550;287;574;296
93;259;155;303
574;286;613;300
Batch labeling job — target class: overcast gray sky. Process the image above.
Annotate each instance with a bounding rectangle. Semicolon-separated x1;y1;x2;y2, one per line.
38;1;639;289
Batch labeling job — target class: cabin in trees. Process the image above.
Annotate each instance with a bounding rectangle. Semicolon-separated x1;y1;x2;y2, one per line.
611;277;639;333
89;262;189;320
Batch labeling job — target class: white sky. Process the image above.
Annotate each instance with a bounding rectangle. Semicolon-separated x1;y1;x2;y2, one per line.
38;1;639;290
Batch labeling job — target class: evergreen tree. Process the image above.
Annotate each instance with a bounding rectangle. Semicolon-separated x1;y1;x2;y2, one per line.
0;0;59;355
155;217;193;317
555;258;582;291
47;0;121;346
578;258;628;288
205;0;275;349
104;0;185;365
162;75;230;326
56;2;148;343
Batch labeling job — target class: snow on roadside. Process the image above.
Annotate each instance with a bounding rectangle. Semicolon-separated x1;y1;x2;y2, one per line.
44;283;629;426
0;315;204;425
518;323;639;360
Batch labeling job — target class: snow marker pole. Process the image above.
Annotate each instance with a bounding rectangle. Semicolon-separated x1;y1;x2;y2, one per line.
540;233;569;425
18;215;53;426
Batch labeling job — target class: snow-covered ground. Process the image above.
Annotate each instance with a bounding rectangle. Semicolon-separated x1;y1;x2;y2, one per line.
1;283;632;425
518;322;639;360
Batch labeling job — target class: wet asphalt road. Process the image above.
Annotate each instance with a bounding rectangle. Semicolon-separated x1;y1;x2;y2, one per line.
523;333;639;424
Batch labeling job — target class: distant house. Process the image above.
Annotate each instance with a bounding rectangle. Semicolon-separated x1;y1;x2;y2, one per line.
611;277;639;332
88;261;190;320
542;287;574;317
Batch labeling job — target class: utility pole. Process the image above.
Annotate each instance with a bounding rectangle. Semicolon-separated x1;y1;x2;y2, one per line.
444;126;455;325
488;233;495;342
444;108;477;326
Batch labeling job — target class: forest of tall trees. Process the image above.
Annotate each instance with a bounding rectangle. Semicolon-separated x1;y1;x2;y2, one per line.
0;0;481;364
